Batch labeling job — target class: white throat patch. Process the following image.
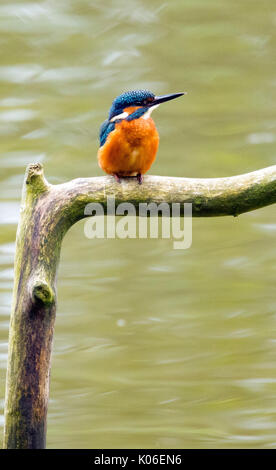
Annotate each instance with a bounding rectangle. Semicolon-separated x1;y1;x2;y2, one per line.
110;104;159;122
142;104;159;120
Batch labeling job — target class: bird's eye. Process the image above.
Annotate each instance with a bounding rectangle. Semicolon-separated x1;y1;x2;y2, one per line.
142;97;154;106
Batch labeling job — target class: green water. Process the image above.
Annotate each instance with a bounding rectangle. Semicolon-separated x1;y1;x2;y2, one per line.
0;0;276;448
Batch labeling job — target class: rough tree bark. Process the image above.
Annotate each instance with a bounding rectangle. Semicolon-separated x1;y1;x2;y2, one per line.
3;162;276;449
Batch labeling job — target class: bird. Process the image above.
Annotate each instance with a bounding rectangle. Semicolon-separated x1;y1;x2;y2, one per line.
97;89;185;184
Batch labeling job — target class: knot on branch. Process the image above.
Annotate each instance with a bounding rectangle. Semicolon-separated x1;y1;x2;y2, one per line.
31;281;54;306
25;163;49;195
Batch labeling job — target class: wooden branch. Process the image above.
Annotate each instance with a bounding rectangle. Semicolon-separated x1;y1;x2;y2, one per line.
3;162;276;448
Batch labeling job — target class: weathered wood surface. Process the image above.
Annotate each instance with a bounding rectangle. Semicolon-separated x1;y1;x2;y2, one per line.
3;162;276;448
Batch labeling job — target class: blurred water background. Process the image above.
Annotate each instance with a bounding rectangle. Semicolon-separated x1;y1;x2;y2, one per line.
0;0;276;448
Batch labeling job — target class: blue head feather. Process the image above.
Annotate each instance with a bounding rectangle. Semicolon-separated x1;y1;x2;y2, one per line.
108;90;155;120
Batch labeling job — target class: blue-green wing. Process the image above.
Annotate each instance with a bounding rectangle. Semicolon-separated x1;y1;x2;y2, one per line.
99;119;115;147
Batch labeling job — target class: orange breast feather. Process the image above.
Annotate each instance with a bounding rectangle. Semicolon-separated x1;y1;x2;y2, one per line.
98;106;159;176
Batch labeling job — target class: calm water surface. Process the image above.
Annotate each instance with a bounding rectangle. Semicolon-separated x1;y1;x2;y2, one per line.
0;0;276;448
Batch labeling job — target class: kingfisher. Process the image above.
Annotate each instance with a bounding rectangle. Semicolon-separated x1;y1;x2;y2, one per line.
97;89;185;184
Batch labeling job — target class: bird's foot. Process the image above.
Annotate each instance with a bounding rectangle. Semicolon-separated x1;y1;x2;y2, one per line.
113;173;143;184
137;173;143;185
113;173;121;183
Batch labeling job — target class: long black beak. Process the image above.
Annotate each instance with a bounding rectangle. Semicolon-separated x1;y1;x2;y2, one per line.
148;92;186;107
